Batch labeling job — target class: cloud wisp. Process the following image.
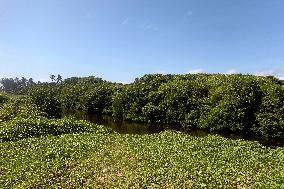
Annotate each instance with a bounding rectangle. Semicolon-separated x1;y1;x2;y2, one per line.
226;69;239;74
186;68;204;74
253;67;284;80
139;23;158;32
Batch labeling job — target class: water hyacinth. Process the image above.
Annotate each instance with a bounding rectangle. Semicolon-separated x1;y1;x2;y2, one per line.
0;74;284;188
1;130;284;188
0;117;112;142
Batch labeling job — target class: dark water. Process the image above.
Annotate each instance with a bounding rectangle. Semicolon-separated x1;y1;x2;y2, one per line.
74;113;284;147
79;114;173;135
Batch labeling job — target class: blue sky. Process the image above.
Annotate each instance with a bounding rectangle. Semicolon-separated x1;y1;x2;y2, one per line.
1;0;284;82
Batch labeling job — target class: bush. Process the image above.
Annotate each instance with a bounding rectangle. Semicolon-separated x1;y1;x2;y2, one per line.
28;84;61;118
198;75;263;133
0;117;112;142
252;79;284;138
0;94;9;104
80;83;117;114
111;74;284;139
0;98;43;122
58;81;118;115
111;74;173;121
24;74;284;139
142;79;208;125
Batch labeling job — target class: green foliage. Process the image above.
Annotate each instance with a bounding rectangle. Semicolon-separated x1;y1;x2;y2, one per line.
0;116;112;142
198;75;263;132
80;83;116;114
0;77;35;94
58;80;118;114
1;74;284;188
24;74;284;139
63;76;103;85
111;74;173;120
253;80;284;138
57;82;89;112
1;131;283;188
0;98;43;122
142;79;208;125
0;93;9;104
28;83;62;118
112;74;284;139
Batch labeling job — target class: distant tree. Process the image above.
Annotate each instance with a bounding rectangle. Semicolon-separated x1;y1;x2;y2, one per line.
0;77;36;94
20;77;27;90
28;78;35;86
0;78;17;93
63;77;80;85
15;77;19;84
56;74;62;84
50;75;56;82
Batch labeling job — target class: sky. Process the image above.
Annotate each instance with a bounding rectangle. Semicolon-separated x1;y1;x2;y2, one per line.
1;0;284;82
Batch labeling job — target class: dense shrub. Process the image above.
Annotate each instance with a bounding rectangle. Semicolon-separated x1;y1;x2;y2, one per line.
252;79;284;138
63;76;103;85
57;82;89;113
112;74;284;139
142;79;208;125
58;81;118;115
24;74;284;139
0;94;9;104
111;74;173;120
198;75;263;133
80;83;117;114
28;84;61;118
0;117;112;142
0;98;43;122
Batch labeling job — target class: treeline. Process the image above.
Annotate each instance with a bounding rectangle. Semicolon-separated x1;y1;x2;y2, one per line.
16;74;284;139
0;77;36;94
0;74;64;94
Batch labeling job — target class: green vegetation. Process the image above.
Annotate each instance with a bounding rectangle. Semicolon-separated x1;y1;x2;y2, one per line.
23;73;284;139
111;74;284;139
0;77;36;94
1;131;284;188
0;93;9;104
0;117;111;142
1;73;284;188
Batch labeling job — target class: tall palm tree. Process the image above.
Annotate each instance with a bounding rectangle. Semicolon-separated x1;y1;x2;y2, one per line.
50;75;56;82
56;74;62;84
21;77;27;87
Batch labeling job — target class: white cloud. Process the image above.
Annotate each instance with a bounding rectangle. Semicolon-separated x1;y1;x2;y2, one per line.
139;23;158;32
226;69;239;74
254;70;275;76
153;70;166;74
117;81;129;84
254;67;284;80
186;68;204;74
122;18;129;25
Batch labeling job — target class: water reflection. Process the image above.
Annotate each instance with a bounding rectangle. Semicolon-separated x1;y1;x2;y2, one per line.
72;113;284;147
81;114;167;134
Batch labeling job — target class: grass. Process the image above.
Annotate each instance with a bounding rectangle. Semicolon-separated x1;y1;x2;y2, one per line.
1;130;284;188
0;92;24;100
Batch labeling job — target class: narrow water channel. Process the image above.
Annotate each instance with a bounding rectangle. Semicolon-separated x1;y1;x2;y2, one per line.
73;113;284;147
79;114;174;134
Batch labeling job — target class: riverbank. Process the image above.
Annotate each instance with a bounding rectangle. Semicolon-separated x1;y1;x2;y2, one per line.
1;129;284;188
